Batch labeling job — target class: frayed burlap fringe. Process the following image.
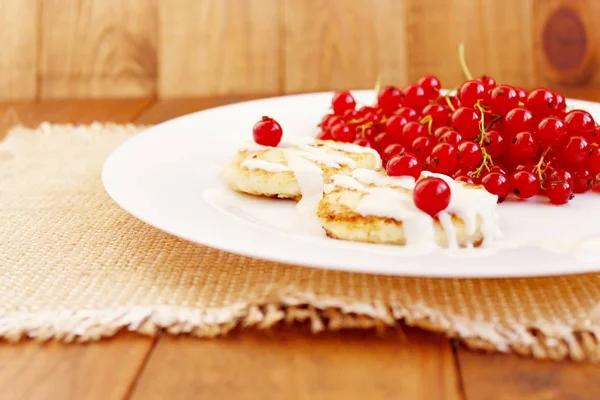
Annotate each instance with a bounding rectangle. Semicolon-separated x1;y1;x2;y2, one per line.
2;123;600;362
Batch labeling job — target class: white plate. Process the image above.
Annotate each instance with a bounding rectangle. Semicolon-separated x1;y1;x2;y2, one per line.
102;90;600;278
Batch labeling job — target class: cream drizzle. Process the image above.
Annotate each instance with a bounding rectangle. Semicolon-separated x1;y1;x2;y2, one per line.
241;159;291;172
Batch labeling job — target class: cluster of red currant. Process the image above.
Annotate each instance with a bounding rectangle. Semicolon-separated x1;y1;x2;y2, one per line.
317;76;600;205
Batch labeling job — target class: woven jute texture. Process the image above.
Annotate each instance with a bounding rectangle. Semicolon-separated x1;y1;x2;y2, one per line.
3;123;600;361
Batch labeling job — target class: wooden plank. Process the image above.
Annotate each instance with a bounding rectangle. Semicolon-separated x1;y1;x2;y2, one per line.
40;0;157;99
532;0;600;98
134;95;267;125
159;0;281;98
0;0;37;100
404;0;534;90
130;328;462;400
282;0;407;93
457;348;600;400
0;99;156;400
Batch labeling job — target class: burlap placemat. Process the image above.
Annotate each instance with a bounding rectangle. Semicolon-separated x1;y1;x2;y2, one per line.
2;123;600;361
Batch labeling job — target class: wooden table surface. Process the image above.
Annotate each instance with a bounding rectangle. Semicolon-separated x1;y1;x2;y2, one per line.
2;98;600;400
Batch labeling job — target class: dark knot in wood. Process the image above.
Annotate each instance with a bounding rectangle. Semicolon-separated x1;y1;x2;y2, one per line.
543;7;587;71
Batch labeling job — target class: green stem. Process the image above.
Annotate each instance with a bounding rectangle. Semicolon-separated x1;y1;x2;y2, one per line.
458;42;473;81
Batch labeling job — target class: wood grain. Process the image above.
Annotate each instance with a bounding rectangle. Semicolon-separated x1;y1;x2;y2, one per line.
0;0;37;100
283;0;407;92
40;0;157;99
159;0;281;98
130;328;462;400
458;348;600;400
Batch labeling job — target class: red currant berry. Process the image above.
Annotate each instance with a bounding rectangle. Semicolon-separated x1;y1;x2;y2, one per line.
386;153;422;179
394;107;418;122
402;122;426;146
509;131;539;161
320;114;335;129
363;112;381;124
411;136;434;161
385;115;409;142
331;123;355;142
402;84;428;111
572;168;593;193
555;92;566;112
362;125;381;140
481;172;510;202
525;88;556;118
477;75;497;91
417;75;442;99
457;80;487;108
357;106;376;118
458;141;483;169
451;107;480;140
331;91;356;115
509;171;539;199
482;130;507;158
326;115;344;130
343;108;360;122
253;116;283;146
546;182;574;205
353;138;370;147
413;177;451;216
514;87;528;102
421;103;450;129
372;132;393;152
563;136;590;167
547;169;574;186
515;163;535;173
316;130;333;140
438;130;463;146
535;117;567;147
504;108;535;137
433;126;451;140
564;110;595;139
488;85;519;116
429;142;459;175
382;143;406;163
377;85;403;114
589;147;600;173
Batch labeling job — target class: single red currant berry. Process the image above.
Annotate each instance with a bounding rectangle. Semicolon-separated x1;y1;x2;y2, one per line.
372;132;393;152
457;80;487;108
253;116;283;146
385;115;409;142
377;85;403;114
363;112;381;124
316;130;333;140
481;172;510;202
572;168;594;193
429;142;459;175
394;107;418;121
421;103;450;129
477;75;497;91
509;171;539;199
417;75;442;99
319;113;335;129
525;88;556;118
547;169;574;187
455;175;475;184
458;141;483;170
451;107;480;140
438;130;463;146
554;92;566;112
488;85;519;116
402;122;426;146
514;87;528;102
509;131;539;161
331;123;355;142
402;84;428;111
413;177;451;216
546;182;574;205
357;106;376;118
343;108;360;122
411;136;434;161
564;110;595;139
504;108;535;137
563;136;590;167
382;143;406;163
386;153;422;179
433;126;451;140
326;115;344;130
536;117;567;147
331;91;356;115
515;163;535;173
353;138;370;147
482;130;507;158
589;147;600;173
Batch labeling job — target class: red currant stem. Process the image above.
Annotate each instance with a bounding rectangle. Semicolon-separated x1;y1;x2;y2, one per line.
458;42;474;81
419;115;434;136
484;115;502;132
473;101;488;144
518;101;525;107
472;148;494;178
591;143;599;147
347;118;366;125
534;147;552;189
373;74;382;102
444;94;456;112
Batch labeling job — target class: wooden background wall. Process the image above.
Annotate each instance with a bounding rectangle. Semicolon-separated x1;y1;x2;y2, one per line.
1;0;598;100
